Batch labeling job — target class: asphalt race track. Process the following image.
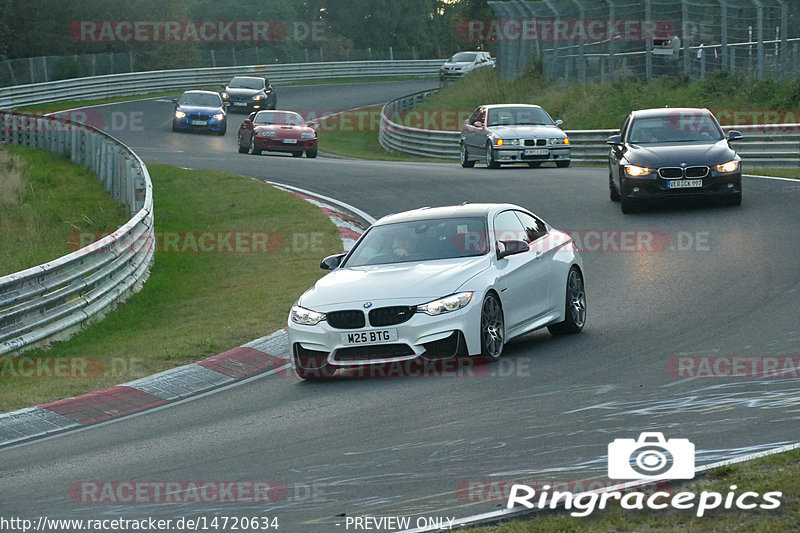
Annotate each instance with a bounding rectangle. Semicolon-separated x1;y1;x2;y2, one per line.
1;80;799;531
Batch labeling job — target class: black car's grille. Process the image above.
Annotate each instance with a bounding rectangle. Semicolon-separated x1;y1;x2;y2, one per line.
326;310;366;329
368;306;415;327
334;344;415;361
685;166;709;178
658;167;684;179
658;166;709;179
523;139;546;146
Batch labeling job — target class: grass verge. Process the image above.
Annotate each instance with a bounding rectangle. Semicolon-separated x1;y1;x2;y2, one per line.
414;69;800;130
461;447;800;532
0;163;342;413
317;104;454;162
0;145;128;275
746;169;800;180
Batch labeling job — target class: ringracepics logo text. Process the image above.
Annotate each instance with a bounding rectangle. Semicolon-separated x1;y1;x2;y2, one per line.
506;433;782;517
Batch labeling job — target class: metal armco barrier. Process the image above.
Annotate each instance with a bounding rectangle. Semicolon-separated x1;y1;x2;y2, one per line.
0;111;154;355
0;60;443;109
379;90;800;167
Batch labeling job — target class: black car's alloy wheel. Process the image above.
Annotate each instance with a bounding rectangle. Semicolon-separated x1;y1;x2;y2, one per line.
480;293;504;359
609;172;621;201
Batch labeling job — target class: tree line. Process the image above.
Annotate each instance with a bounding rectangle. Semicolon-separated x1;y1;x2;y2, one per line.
0;0;494;68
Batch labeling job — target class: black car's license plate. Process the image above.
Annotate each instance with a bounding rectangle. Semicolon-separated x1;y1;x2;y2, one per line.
667;179;703;188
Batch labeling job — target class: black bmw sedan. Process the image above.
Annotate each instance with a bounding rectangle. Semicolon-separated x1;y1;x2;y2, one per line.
607;108;743;213
221;76;276;113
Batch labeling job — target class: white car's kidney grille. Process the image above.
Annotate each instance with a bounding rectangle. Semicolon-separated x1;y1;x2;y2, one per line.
369;306;415;327
326;310;366;329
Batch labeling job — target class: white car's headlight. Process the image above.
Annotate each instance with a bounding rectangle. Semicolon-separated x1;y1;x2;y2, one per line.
213;113;224;121
260;130;278;137
417;292;473;316
625;165;653;177
550;137;569;145
174;110;186;119
300;132;316;139
715;160;739;173
291;305;326;326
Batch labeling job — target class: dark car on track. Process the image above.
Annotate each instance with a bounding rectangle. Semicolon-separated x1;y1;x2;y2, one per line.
607;107;743;213
171;90;227;135
237;110;318;158
221;76;276;112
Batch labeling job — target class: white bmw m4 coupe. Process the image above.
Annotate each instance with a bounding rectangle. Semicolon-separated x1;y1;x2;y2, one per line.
288;203;586;379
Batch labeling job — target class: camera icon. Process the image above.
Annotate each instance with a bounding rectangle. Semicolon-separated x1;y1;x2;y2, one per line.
608;432;695;480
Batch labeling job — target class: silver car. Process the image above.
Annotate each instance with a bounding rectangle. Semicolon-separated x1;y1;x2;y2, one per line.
460;104;571;169
439;51;495;84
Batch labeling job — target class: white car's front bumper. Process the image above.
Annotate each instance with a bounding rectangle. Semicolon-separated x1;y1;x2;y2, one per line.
288;299;484;367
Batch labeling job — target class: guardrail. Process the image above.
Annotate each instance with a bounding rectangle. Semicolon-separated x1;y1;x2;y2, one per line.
379;90;800;168
0;111;154;355
0;60;443;109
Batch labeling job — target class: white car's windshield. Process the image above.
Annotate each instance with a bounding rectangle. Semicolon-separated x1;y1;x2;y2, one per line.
344;217;489;267
487;107;554;126
228;77;265;90
628;114;724;143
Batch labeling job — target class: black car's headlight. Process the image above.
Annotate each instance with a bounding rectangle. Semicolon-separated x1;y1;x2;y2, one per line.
291;305;326;326
625;165;653;177
417;292;473;316
715;160;739;173
221;92;229;99
252;94;264;101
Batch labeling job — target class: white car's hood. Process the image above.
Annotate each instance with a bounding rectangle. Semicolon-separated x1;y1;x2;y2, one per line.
487;124;562;137
298;255;491;310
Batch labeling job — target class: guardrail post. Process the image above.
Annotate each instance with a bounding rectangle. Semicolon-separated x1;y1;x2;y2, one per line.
682;0;690;76
719;0;729;73
645;0;653;81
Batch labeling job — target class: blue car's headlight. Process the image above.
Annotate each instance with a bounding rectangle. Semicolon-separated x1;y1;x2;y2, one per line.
291;305;326;326
213;113;225;121
174;110;186;119
417;292;473;316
